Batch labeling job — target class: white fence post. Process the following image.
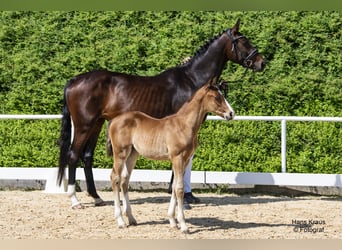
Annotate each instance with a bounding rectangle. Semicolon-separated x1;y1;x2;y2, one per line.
281;119;287;173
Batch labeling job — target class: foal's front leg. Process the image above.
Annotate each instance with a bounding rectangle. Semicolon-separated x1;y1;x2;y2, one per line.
168;187;177;228
168;156;188;233
174;174;188;233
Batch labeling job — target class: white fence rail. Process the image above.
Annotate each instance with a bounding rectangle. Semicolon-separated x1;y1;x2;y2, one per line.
1;114;342;189
0;167;341;188
207;115;342;173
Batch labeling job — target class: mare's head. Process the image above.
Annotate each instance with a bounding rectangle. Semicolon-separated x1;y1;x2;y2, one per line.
203;80;235;121
226;19;265;72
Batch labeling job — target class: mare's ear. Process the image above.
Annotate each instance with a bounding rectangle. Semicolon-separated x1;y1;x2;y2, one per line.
231;18;241;34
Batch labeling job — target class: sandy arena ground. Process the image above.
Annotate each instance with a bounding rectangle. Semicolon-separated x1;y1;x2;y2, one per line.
0;190;341;239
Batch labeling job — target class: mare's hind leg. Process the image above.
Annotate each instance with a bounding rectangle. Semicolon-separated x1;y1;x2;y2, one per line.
121;149;139;226
67;130;90;209
67;161;82;209
81;119;105;206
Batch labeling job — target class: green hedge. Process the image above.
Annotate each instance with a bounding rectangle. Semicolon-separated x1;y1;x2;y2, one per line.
0;11;341;174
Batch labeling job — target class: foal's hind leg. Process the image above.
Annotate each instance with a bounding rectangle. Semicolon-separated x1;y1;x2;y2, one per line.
121;149;139;226
81;119;105;206
111;146;132;228
111;167;125;228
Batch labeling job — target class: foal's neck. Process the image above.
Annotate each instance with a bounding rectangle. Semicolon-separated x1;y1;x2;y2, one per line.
176;90;208;133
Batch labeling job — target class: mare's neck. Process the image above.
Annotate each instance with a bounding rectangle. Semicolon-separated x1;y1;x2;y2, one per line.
185;33;229;88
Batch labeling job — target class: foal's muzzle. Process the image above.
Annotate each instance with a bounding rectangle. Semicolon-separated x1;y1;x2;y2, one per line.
224;111;235;121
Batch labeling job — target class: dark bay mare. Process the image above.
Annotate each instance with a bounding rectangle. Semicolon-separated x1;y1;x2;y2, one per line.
58;19;265;208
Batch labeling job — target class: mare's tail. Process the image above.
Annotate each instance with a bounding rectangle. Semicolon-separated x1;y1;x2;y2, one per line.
105;120;113;157
57;82;72;186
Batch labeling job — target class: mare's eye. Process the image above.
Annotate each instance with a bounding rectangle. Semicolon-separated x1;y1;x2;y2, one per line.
215;95;221;102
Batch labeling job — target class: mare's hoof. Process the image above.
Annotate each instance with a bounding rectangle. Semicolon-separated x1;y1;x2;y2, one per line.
129;220;138;226
94;200;105;206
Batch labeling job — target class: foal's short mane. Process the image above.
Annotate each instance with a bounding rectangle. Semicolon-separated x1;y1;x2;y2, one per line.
184;83;220;104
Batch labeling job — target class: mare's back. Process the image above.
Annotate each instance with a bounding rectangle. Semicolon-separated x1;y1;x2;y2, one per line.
68;69;191;119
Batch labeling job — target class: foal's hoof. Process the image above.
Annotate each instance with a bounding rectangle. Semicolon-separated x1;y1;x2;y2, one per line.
118;224;127;229
181;228;189;234
169;219;177;228
71;203;84;210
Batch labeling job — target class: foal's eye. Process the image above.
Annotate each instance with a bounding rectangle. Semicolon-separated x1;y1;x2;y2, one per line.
215;95;221;102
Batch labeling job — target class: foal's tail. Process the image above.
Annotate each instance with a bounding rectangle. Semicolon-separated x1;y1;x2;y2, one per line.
105;120;113;157
57;82;72;186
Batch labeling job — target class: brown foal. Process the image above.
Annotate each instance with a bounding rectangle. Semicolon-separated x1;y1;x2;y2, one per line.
108;79;235;233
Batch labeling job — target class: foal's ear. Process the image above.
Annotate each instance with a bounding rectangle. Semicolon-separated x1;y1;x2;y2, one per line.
208;77;218;87
206;78;220;92
231;18;241;34
218;80;228;97
205;79;216;91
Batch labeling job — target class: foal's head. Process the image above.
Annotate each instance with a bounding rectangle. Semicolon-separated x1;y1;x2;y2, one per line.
203;82;235;121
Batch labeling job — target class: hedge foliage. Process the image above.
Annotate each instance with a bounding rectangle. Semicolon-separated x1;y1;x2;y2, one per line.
0;11;341;174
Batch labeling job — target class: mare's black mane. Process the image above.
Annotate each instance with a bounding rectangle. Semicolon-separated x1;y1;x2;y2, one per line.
177;30;225;67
